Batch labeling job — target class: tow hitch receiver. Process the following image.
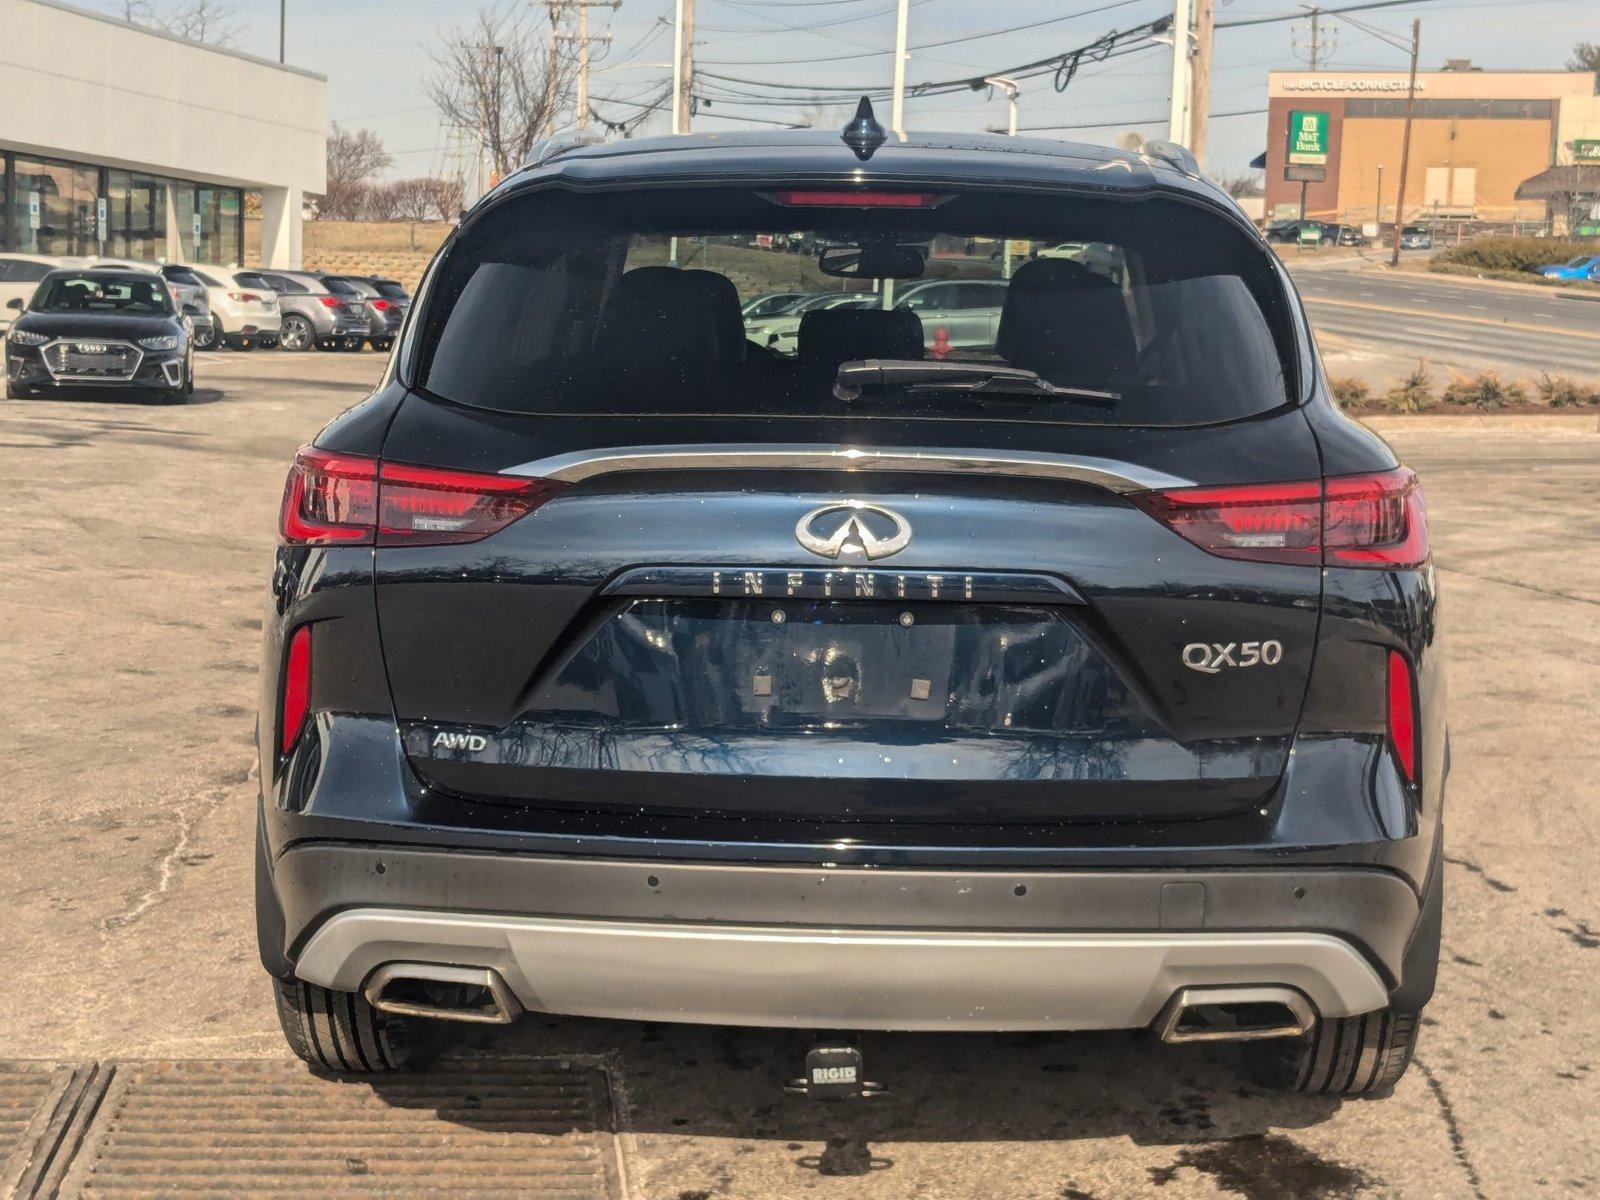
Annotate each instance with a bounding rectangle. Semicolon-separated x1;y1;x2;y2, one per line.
784;1038;886;1101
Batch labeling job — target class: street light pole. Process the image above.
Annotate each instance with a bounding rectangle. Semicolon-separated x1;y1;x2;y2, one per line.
279;0;286;63
890;0;910;137
1389;19;1420;268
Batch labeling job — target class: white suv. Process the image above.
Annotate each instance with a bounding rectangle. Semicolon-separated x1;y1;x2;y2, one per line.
0;255;79;333
188;267;283;350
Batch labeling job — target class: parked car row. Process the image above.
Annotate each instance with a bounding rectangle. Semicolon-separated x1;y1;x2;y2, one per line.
0;254;410;356
743;279;1014;356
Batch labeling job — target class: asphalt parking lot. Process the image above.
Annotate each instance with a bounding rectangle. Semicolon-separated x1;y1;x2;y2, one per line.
0;352;1596;1199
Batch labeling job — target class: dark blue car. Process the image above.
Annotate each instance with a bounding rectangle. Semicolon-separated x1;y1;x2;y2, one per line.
256;120;1444;1100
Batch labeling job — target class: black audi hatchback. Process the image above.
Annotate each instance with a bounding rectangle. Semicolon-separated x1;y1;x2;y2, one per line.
258;120;1444;1097
5;268;195;402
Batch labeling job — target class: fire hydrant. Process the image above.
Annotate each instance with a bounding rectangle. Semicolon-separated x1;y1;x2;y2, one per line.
931;327;951;360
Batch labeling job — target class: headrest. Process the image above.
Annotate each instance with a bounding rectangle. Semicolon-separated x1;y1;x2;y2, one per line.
593;266;746;368
995;258;1138;389
797;306;925;372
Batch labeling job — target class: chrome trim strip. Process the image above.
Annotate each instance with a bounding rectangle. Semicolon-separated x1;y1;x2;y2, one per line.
502;444;1190;494
297;908;1388;1032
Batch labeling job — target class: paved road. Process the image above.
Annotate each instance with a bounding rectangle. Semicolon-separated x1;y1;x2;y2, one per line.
0;354;1596;1198
1290;264;1600;378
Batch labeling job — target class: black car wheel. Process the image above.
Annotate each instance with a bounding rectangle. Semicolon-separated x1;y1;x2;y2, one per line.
376;338;394;353
1244;1007;1422;1096
193;322;218;351
272;976;432;1074
278;314;314;352
342;337;364;352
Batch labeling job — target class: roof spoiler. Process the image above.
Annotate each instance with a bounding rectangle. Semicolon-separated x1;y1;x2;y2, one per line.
522;132;606;171
1140;139;1201;178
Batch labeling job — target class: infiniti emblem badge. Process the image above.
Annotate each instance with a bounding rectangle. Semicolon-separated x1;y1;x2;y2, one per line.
795;501;912;561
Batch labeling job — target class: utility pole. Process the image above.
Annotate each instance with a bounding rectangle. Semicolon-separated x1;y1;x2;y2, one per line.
278;0;285;63
1166;0;1193;145
1188;0;1215;167
553;1;619;133
1389;19;1420;267
890;0;910;137
1375;163;1384;226
672;0;695;135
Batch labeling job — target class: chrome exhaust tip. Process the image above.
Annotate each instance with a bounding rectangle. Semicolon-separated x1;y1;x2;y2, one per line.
364;963;523;1025
1154;986;1316;1044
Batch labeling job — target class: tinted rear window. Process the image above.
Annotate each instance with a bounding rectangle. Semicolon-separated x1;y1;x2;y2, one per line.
372;280;409;299
415;187;1296;426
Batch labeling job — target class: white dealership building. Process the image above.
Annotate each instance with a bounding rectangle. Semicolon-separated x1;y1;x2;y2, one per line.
0;0;325;268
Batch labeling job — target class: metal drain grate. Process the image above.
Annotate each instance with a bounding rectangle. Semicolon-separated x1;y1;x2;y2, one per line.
1;1062;110;1200
42;1059;621;1200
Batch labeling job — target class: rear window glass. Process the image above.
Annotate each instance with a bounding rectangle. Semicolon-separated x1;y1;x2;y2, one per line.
372;280;409;299
415;187;1295;426
323;277;362;296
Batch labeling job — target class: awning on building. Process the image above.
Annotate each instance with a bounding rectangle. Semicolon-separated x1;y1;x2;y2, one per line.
1515;165;1600;200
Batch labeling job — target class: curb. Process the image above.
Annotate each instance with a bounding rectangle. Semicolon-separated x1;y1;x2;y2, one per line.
1355;412;1599;432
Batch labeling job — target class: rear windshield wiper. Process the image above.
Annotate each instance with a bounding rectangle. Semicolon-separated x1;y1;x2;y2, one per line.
834;359;1119;407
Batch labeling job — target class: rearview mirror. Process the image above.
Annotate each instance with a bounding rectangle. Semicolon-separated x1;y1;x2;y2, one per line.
4;298;22;311
818;243;927;280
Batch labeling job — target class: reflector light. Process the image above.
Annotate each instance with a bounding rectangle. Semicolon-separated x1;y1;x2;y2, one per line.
278;447;566;547
1130;467;1429;568
769;189;945;208
1387;649;1417;781
280;625;312;754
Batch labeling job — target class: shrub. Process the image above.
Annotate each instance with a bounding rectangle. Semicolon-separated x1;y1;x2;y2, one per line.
1431;235;1596;274
1440;371;1527;410
1535;373;1600;408
1384;361;1434;412
1328;375;1371;406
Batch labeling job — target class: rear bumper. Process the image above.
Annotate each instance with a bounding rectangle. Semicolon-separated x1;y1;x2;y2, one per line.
299;909;1388;1031
268;841;1424;1031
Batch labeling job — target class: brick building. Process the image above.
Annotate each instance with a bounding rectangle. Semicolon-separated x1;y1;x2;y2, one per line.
1263;66;1600;226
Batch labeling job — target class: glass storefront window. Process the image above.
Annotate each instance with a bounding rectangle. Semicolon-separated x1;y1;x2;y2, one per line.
10;157;97;255
105;170;168;260
1;153;242;264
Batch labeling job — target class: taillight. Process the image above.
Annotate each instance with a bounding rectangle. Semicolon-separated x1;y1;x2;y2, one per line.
277;447;565;547
228;291;261;303
1324;468;1429;567
280;625;312;754
768;189;947;208
370;299;392;311
279;447;377;544
1130;467;1428;568
318;296;341;308
1387;649;1417;781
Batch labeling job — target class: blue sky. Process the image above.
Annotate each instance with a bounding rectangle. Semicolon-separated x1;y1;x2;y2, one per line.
80;0;1599;177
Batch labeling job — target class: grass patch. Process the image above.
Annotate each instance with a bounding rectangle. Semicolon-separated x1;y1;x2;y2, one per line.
1535;373;1600;408
1328;375;1371;407
1384;361;1434;413
1439;370;1527;411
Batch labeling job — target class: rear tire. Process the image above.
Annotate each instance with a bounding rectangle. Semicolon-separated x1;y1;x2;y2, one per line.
1244;1007;1421;1096
272;976;424;1074
278;314;314;352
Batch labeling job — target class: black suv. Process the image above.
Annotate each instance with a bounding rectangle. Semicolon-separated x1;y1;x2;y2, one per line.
258;122;1444;1097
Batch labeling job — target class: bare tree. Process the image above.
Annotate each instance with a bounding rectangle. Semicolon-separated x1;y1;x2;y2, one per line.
1217;171;1265;199
319;125;394;220
430;177;466;222
120;0;243;47
426;6;577;178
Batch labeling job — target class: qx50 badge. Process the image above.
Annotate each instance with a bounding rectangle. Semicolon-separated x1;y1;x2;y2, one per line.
1183;640;1284;675
795;501;912;561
